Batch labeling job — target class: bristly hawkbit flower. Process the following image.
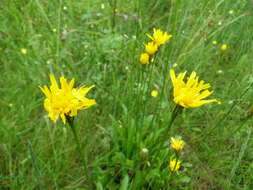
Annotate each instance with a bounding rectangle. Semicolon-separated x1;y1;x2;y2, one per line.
21;48;27;54
212;40;218;45
221;44;227;51
151;90;158;97
170;69;220;108
147;28;172;46
173;63;178;68
170;158;181;172
229;10;234;15
39;75;96;124
170;137;185;151
140;53;149;64
145;42;158;55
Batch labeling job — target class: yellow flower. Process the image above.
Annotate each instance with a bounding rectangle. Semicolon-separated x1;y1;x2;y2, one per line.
39;75;96;124
173;63;178;68
147;28;172;46
170;137;184;151
229;10;234;15
140;53;149;64
170;158;181;172
145;42;158;55
21;48;27;54
151;90;158;97
170;69;220;108
212;40;218;45
221;44;227;51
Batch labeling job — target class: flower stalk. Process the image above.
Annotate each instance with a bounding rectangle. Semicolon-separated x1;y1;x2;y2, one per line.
66;116;90;183
168;104;183;130
160;104;183;143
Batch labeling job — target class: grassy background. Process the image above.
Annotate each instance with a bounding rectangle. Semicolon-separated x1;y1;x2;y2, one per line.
1;0;253;189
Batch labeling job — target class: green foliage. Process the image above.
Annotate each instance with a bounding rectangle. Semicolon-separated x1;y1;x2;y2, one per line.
0;0;253;189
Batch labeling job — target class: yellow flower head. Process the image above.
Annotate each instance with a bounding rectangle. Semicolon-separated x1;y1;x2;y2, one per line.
173;63;178;68
147;28;172;46
21;48;27;54
170;69;220;108
170;137;184;151
39;75;96;124
151;90;158;97
140;53;149;64
212;40;218;45
145;42;158;55
221;44;227;51
169;158;181;172
229;10;234;15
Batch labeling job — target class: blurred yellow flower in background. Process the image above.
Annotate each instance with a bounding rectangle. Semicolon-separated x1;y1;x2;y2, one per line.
173;63;178;67
212;40;218;45
170;158;181;172
147;28;172;46
140;53;149;64
21;48;27;54
170;137;184;151
151;90;158;97
145;42;158;55
170;69;220;108
229;10;234;15
39;75;96;124
221;44;227;51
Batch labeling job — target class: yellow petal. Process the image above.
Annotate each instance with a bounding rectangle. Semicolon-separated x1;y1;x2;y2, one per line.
146;34;154;41
69;78;75;89
39;86;51;98
186;71;197;88
60;76;68;90
170;69;176;86
50;75;59;92
60;113;66;124
195;90;213;100
190;99;219;107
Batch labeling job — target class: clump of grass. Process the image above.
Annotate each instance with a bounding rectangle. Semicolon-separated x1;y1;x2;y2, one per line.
0;0;253;189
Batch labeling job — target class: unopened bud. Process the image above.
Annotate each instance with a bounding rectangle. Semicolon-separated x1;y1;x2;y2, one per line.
140;148;149;158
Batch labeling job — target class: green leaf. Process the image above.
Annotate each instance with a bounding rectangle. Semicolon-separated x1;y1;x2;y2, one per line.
120;174;129;190
96;182;103;190
125;159;134;168
191;127;202;132
183;162;193;168
112;152;126;164
180;176;191;183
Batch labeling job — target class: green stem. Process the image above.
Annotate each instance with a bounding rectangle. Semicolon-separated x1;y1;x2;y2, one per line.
152;104;182;154
162;104;182;141
66;116;90;184
28;142;45;190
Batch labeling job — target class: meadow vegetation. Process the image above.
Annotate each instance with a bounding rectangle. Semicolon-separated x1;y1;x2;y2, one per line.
1;0;253;189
